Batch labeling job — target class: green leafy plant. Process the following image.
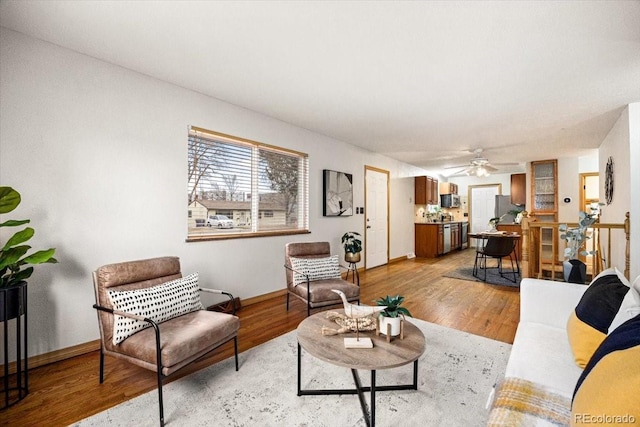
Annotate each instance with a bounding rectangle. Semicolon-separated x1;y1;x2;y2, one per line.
1;186;58;288
559;208;600;260
341;231;362;254
375;295;412;318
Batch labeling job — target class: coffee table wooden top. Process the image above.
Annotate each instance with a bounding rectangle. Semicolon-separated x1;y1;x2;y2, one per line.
297;310;426;371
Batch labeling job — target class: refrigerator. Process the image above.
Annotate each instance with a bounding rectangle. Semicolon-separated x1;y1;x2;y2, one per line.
495;195;523;223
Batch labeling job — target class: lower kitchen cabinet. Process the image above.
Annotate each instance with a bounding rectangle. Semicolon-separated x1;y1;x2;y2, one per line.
415;222;467;258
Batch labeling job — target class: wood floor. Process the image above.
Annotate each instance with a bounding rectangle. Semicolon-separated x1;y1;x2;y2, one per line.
1;248;520;426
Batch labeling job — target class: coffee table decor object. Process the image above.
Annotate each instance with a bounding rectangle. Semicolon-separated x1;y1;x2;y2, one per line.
331;289;386;346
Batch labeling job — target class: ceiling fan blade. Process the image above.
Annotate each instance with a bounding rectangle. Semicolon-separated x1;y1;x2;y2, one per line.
492;162;520;166
444;164;469;169
485;164;499;172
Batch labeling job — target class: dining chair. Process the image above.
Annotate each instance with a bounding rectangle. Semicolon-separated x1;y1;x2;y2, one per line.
473;236;519;282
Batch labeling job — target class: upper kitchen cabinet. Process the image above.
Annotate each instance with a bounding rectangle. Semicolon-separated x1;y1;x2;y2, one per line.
530;160;557;218
415;176;439;205
510;173;526;206
439;182;458;195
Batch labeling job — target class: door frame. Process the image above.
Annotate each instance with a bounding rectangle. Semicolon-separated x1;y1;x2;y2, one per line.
364;165;390;269
579;172;599;212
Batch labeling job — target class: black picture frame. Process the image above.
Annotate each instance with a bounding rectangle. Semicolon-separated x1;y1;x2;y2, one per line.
323;169;353;216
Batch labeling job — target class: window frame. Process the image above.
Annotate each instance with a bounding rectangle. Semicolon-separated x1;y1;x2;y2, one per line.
186;126;310;242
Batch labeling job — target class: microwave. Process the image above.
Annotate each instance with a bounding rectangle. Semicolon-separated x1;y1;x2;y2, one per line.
440;194;460;208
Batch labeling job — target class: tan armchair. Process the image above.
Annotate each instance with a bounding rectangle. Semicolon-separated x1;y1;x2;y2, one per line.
92;256;239;426
284;242;360;316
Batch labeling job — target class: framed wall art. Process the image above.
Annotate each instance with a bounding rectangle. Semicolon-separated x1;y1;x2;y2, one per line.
323;169;353;216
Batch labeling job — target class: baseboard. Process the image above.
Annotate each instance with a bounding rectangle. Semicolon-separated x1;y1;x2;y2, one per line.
0;339;100;376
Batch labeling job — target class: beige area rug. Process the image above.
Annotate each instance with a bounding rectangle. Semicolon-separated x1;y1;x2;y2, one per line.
74;318;511;427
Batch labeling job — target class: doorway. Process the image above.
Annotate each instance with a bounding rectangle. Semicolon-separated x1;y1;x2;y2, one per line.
580;172;599;212
469;184;502;236
365;166;389;269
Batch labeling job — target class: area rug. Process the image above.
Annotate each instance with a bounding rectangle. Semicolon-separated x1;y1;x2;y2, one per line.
444;267;521;287
73;319;511;427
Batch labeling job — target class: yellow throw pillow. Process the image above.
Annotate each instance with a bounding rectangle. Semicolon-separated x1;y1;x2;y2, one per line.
571;314;640;426
566;268;640;368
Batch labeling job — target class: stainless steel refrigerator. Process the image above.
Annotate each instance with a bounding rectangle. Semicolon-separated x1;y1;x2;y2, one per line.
495;195;523;223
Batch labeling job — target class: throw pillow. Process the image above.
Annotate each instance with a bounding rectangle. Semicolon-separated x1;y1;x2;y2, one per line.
289;255;341;286
108;272;204;345
571;314;640;427
566;268;640;368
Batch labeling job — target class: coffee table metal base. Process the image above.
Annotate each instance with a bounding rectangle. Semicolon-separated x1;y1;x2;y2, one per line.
297;343;419;427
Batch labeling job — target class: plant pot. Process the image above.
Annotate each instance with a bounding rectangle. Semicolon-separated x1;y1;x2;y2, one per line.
563;259;587;284
345;252;361;263
0;281;27;321
379;315;402;336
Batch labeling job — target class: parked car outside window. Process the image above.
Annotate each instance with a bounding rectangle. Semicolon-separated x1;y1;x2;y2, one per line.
207;215;234;229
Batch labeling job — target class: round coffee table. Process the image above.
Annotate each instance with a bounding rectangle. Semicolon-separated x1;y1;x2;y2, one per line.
296;310;426;427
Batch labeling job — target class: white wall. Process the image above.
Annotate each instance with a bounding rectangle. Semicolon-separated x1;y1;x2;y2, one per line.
599;105;639;280
0;28;426;358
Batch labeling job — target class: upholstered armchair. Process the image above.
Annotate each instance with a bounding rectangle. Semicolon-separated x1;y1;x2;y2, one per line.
284;242;360;316
92;256;240;426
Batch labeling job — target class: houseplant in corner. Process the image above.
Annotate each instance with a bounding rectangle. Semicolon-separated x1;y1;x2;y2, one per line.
1;186;58;320
341;231;362;263
559;208;599;284
375;294;412;336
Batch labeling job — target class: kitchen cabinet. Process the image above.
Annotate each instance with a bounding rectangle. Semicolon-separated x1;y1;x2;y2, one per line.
510;173;526;206
451;222;461;250
439;182;458;195
415;176;439;205
530;160;557;217
415;221;467;258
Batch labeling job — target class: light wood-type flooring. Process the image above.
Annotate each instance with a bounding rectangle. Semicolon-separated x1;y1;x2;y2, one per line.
1;247;519;426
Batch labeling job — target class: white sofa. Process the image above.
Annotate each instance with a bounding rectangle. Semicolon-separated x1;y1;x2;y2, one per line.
504;278;587;398
490;274;640;426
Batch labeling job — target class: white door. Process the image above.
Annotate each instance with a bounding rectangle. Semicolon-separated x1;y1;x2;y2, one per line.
365;167;389;268
470;185;500;235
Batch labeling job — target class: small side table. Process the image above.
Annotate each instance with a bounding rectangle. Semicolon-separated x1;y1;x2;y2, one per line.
1;282;29;409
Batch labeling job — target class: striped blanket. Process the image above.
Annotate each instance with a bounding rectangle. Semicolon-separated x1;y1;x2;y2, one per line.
488;377;572;427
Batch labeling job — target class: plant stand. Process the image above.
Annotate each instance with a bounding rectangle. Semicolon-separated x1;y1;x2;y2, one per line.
1;282;29;409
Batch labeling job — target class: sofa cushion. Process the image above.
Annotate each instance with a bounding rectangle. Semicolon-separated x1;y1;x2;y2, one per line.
571;314;640;426
505;321;584;398
289;255;341;286
108;272;204;345
566;268;640;368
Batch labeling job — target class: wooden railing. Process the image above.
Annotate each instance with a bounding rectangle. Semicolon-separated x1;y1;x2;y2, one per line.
520;212;630;281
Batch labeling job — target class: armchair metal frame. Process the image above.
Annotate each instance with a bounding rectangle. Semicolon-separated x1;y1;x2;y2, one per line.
473;236;519;283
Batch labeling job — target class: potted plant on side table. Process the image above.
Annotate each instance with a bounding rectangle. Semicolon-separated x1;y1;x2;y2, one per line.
1;186;58;320
375;295;412;337
559;208;599;284
341;231;362;263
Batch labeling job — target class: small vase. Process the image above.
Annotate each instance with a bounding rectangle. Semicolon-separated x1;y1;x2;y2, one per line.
345;252;361;263
379;315;402;336
563;259;587;284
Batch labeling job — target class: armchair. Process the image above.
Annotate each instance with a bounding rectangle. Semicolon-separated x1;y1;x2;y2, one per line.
92;256;239;426
284;242;360;316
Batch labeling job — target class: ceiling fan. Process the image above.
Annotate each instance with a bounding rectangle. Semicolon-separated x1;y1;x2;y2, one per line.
445;149;516;177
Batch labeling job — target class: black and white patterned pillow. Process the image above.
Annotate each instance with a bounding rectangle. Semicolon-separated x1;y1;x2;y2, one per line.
289;255;341;286
108;272;204;345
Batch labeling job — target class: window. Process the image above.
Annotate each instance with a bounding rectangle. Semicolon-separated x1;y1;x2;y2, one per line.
187;126;309;240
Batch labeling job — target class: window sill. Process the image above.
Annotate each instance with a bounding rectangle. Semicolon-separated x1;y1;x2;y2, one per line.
186;229;311;242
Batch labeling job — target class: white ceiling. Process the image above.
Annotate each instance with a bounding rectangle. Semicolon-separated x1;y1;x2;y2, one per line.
2;1;639;176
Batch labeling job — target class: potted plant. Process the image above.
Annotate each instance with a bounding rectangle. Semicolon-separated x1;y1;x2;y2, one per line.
341;231;362;263
1;186;58;320
559;208;599;284
375;295;412;336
